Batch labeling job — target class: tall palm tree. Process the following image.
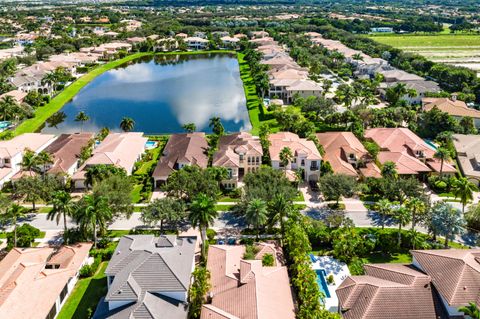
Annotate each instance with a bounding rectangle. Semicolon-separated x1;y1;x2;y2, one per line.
453;177;478;214
2;204;27;247
48;191;76;241
405;197;426;231
0;95;18;121
279;147;293;173
268;193;291;237
245;199;268;241
458;302;480;319
374;198;392;229
20;149;39;173
36;151;53;176
41;72;57;93
434;147;451;178
335;84;356;108
120;117;135;132
75;111;90;132
189;193;218;258
381;161;397;180
392;205;411;247
74;194;111;248
209;117;224;136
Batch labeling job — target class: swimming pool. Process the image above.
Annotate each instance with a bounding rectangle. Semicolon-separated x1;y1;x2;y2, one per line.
315;269;331;298
145;141;158;149
0;121;11;129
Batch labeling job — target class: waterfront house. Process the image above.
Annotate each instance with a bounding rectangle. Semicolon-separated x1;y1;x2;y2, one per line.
152;133;209;187
94;235;196;319
72;132;147;189
423;96;480;127
364;128;456;177
0;90;27;103
0;133;56;188
43;132;94;177
268;132;321;182
185;37;209;50
317;132;381;179
201;243;295;319
337;249;480;319
212;132;263;189
0;243;92;319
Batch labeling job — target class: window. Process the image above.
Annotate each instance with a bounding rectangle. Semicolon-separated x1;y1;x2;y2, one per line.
4;158;9;164
301;159;305;166
46;304;57;319
59;283;68;303
227;168;233;178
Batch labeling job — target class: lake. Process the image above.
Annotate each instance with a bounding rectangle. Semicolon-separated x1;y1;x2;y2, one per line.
41;53;251;134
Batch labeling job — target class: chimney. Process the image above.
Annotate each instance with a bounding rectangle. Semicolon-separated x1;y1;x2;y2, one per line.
451;93;457;102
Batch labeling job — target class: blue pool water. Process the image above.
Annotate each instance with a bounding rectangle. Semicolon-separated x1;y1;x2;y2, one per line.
315;269;331;298
423;139;438;151
145;141;157;149
0;121;11;129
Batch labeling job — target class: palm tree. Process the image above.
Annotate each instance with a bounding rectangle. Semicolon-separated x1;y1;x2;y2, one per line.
0;95;18;121
392;205;411;247
75;111;89;132
120;117;135;132
374;198;392;229
208;117;224;136
36;151;53;176
245;199;268;241
182;123;196;133
351;53;364;62
335;84;356;108
405;197;426;231
74;194;111;248
458;302;480;319
268;193;291;238
48;191;76;241
41;72;57;93
279;147;293;173
2;204;27;247
189;193;218;258
453;177;478;214
434;147;451;178
381;161;397;179
20;149;39;173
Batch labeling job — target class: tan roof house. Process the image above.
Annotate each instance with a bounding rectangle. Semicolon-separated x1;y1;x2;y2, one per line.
43;132;94;176
453;133;480;185
317;132;381;178
364;128;456;176
423;97;480;127
268;132;321;182
201;244;295;319
152;133;209;187
72;132;147;189
0;90;27;103
0;243;92;319
0;133;56;187
212;132;263;189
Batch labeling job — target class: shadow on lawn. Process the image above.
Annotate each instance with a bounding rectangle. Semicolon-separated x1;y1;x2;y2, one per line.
72;276;108;319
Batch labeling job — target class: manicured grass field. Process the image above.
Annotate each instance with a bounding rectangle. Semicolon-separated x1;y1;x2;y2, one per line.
237;53;277;135
368;34;480;48
57;262;109;319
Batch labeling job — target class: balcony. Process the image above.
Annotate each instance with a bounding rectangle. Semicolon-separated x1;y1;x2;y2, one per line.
310;165;319;171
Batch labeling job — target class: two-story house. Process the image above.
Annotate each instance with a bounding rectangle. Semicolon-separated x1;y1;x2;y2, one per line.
93;235;196;319
268;132;322;182
212;132;263;189
185;37;209;50
152;133;209;188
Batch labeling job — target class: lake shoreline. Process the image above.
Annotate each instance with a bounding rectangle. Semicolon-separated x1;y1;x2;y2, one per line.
5;50;238;138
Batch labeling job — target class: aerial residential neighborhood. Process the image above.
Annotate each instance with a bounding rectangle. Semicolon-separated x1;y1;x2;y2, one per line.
0;1;480;319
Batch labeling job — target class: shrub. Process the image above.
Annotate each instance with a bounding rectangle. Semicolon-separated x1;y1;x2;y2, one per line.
326;274;335;285
349;257;365;275
262;253;275;266
206;229;217;241
243;245;259;260
7;224;40;248
79;256;101;278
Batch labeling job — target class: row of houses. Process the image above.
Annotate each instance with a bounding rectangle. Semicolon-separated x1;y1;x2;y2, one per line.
253;32;323;104
0;132;148;189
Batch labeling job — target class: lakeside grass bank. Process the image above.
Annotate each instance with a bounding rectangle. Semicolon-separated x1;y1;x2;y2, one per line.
6;50;238;137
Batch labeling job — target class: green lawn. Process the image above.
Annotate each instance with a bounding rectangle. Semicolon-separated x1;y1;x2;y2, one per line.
237;53;277;135
134;146;162;176
218;196;239;203
38;207;53;214
130;184;143;203
361;251;412;264
0;231;45;239
368;34;480;48
215;204;235;211
57;262;109;319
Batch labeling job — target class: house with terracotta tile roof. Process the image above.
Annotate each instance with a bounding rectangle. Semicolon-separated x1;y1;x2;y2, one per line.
201;243;295;319
0;90;27;103
0;133;57;188
317;132;381;179
212;132;263;189
423;97;480;127
94;235;196;319
43;132;94;177
338;249;480;319
72;132;147;189
453;134;480;185
152;133;209;187
268;132;321;182
364;128;456;177
0;243;92;319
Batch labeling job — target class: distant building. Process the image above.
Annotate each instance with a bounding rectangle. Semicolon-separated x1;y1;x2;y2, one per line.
423;96;480;127
185;37;209;50
94;235;196;319
370;27;394;33
453;134;480;185
0;243;92;319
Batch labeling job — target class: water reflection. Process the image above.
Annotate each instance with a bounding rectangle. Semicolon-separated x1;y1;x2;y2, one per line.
41;54;250;134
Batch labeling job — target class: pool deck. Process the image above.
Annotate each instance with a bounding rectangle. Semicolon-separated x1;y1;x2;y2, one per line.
311;256;351;313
